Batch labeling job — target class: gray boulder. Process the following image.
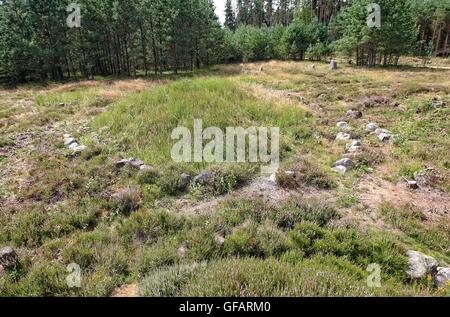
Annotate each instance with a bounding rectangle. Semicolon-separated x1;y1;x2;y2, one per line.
333;158;353;169
194;170;213;185
0;247;19;269
433;267;450;288
180;173;192;188
406;250;438;279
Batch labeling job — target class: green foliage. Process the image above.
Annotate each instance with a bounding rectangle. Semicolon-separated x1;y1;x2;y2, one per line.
336;0;418;66
139;263;202;297
179;257;390;297
118;209;186;245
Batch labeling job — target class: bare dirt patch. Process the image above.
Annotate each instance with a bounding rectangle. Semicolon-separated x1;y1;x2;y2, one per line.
111;284;138;297
356;174;450;219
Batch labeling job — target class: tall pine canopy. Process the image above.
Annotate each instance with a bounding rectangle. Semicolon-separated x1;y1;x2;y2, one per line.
0;0;449;84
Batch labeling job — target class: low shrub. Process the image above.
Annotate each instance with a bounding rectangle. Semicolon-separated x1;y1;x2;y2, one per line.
273;198;339;228
180;257;385;297
139;263;202;297
118;209;187;245
135;238;180;278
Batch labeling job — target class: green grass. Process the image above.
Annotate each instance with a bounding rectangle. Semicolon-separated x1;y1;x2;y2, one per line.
1;61;449;297
93;77;309;169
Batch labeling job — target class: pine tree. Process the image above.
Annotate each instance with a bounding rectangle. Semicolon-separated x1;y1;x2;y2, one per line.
225;0;236;31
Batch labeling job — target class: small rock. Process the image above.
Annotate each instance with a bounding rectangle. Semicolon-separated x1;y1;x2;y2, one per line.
374;128;390;135
115;158;130;168
177;246;187;258
269;173;277;183
330;59;337;70
333;158;353;169
336;132;351;141
215;235;225;246
180;173;192;188
348;140;362;148
139;164;152;171
336;121;349;130
0;247;19;269
346;110;362;119
73;145;87;153
407;180;418;189
193;170;213;185
433;267;450;288
311;64;316;69
378;133;391;142
68;142;80;150
129;158;144;168
64;137;76;146
63;134;71;139
366;123;378;133
406;250;438;279
332;165;348;174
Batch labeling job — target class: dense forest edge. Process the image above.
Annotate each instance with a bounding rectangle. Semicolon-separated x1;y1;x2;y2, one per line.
1;0;449;85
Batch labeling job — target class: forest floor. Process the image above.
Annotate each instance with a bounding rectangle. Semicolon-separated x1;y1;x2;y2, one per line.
0;59;449;296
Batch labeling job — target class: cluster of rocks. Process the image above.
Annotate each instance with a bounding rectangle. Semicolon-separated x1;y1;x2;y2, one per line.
114;156;213;191
0;247;19;277
64;134;87;153
406;250;450;288
333;118;364;173
332;158;354;174
115;157;152;171
365;122;393;143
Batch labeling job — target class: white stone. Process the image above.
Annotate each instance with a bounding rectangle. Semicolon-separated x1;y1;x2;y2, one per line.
366;123;378;132
406;250;438;279
433;267;450;288
332;165;348;174
374;128;390;135
269;173;277;183
378;133;391;142
336;121;348;130
68;142;80;150
73;145;87;153
64;137;76;146
336;132;351;141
